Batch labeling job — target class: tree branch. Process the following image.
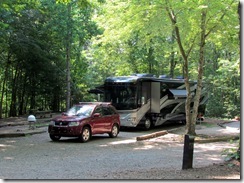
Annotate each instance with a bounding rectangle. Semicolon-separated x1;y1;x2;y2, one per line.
165;0;187;62
205;0;236;38
186;35;197;58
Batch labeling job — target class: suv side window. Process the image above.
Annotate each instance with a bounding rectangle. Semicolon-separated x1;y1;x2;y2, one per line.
94;107;103;116
103;107;113;116
108;106;116;115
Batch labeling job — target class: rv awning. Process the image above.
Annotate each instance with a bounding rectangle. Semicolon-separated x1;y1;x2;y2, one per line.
169;89;187;98
88;85;104;94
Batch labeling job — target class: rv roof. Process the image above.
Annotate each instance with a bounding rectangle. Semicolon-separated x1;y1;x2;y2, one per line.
105;76;193;83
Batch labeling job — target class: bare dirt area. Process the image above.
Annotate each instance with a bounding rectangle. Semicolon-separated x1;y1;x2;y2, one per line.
0;118;241;180
88;119;241;180
97;118;241;180
101;159;240;179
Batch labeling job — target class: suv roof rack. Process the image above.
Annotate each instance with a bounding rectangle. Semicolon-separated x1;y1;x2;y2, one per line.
78;102;111;106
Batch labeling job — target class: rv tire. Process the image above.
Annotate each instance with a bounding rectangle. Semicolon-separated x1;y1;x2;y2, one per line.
144;118;152;130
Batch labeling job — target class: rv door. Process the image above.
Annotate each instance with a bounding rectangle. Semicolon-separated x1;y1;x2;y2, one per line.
150;82;160;113
141;81;160;113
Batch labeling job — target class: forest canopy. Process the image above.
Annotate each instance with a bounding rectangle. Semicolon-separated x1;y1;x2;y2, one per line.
0;0;240;119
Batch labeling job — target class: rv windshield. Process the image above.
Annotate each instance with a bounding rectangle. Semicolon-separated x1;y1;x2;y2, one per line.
104;83;137;110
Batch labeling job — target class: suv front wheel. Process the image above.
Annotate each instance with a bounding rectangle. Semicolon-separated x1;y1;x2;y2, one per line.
50;134;61;141
80;126;91;142
109;124;119;138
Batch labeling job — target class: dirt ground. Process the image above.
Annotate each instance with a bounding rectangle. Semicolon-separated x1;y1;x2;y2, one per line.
108;118;241;180
188;117;240;180
170;117;241;180
0;116;241;180
106;159;240;180
173;159;240;179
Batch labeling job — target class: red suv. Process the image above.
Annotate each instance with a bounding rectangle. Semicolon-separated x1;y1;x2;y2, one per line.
48;102;120;142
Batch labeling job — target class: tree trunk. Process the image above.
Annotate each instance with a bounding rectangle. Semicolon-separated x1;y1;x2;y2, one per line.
66;3;72;111
18;74;27;115
147;44;154;74
186;10;207;135
9;67;19;117
165;1;199;136
165;6;194;135
0;52;11;118
0;64;8;118
169;30;176;78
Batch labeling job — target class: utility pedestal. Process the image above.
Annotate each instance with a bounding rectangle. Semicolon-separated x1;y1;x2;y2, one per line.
182;134;195;169
28;115;36;130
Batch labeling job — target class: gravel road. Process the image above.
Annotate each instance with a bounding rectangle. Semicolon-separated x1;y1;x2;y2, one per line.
0;124;238;180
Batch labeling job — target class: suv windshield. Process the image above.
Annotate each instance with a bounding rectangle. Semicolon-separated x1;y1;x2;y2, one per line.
67;105;95;116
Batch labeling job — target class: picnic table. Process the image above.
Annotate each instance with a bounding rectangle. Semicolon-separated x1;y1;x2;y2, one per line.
29;109;52;118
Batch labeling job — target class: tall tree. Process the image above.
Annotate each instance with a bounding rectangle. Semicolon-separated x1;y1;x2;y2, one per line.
165;0;239;135
93;0;239;135
65;2;72;110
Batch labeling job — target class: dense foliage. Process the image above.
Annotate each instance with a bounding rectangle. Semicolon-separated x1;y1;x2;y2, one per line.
0;0;240;119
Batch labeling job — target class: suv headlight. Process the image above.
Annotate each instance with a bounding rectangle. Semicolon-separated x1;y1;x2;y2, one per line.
69;121;80;126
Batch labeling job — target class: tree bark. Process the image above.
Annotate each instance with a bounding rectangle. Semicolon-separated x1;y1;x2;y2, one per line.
165;2;193;135
66;3;72;111
0;54;10;118
187;9;207;135
169;30;176;78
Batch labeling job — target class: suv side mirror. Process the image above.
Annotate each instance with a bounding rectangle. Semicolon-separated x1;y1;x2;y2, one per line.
93;113;101;118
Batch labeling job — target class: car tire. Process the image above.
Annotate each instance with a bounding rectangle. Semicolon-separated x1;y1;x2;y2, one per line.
109;124;119;138
80;126;91;142
50;134;61;141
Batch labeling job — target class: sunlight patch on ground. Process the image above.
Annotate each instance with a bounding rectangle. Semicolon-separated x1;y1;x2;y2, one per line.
134;144;155;150
0;144;13;152
4;156;14;160
107;139;136;145
213;175;240;179
195;155;222;162
5;140;16;143
217;128;240;135
0;144;9;147
195;142;237;152
193;141;238;167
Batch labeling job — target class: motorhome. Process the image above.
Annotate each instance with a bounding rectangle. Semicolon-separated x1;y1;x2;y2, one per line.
89;74;208;129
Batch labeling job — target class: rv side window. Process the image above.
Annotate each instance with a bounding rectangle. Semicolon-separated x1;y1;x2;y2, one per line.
161;83;168;98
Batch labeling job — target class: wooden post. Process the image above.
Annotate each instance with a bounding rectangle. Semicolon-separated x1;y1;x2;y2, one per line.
182;134;195;169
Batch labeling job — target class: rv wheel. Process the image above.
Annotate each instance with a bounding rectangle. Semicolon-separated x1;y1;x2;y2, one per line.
144;118;152;130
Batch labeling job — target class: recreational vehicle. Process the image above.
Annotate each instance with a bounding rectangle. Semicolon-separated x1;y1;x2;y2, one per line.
89;74;208;129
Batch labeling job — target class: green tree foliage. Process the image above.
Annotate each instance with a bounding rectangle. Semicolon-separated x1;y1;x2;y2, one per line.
0;0;240;123
90;0;240;134
0;0;100;117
